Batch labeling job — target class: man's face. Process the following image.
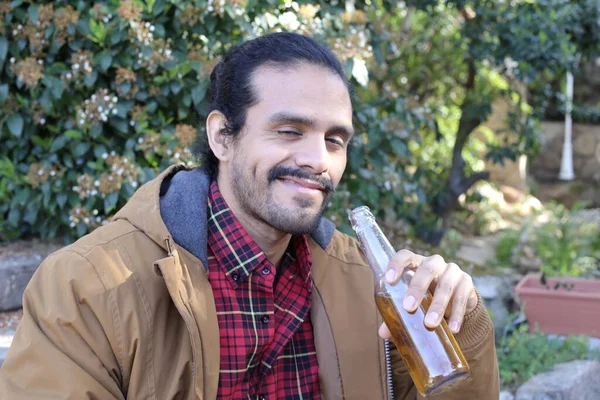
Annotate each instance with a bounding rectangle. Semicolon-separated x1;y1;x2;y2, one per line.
221;62;353;235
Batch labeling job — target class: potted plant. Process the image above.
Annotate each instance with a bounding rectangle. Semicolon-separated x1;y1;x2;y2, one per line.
514;203;600;337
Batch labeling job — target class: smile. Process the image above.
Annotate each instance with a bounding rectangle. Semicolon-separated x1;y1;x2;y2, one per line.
277;177;325;195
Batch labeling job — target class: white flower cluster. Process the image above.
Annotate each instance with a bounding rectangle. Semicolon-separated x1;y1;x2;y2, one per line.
77;89;118;126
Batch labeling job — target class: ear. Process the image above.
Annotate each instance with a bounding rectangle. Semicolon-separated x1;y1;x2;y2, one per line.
205;110;232;162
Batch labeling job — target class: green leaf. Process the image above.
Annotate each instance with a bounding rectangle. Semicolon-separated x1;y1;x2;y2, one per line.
147;0;157;12
84;70;98;87
0;84;8;104
49;77;64;99
7;207;21;227
170;81;182;95
6;114;24;137
12;188;29;207
73;142;91;157
96;51;113;72
94;144;108;159
391;139;408;156
27;4;39;24
0;37;8;68
89;19;107;44
56;192;68;209
65;129;83;139
191;80;208;105
76;222;87;237
110;117;129;134
104;191;119;213
50;135;71;152
23;201;40;225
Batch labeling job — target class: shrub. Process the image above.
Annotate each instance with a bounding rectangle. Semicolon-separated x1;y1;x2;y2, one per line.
497;323;596;389
1;0;598;243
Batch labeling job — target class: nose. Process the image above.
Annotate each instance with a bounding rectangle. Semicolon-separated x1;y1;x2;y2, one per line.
294;134;329;174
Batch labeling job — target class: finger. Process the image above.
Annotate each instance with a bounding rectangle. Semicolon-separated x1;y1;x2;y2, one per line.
403;254;446;312
424;263;461;328
448;275;475;333
386;249;424;284
466;285;478;313
378;323;392;339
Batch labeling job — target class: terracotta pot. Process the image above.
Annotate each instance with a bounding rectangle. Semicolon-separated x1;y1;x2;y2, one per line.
514;273;600;337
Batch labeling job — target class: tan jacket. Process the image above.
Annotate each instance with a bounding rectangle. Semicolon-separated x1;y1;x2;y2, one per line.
0;165;499;399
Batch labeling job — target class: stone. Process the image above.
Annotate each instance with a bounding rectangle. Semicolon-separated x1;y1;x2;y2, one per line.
501;185;525;204
540;121;565;143
515;360;600;400
535;181;588;208
0;241;61;312
574;131;598;157
580;158;600;183
473;275;520;340
581;187;600;208
500;391;515;400
0;255;45;311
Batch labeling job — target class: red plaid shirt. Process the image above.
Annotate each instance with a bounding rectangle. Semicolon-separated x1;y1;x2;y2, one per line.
207;181;321;400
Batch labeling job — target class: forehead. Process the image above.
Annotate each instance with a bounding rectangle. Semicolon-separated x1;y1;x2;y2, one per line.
248;63;353;125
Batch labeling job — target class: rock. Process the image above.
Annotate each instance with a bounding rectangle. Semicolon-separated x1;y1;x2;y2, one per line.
574;131;597;157
473;275;520;340
501;185;525;204
0;241;61;312
535;181;588;208
580;158;600;183
0;255;45;311
500;391;515;400
518;246;542;274
587;336;600;355
515;360;600;400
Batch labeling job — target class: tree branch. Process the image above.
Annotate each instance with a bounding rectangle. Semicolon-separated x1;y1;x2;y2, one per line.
457;170;490;194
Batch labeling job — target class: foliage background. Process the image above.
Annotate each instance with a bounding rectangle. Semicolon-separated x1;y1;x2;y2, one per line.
0;0;599;243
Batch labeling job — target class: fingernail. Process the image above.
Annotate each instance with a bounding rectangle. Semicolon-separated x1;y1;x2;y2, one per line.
386;269;396;282
425;311;439;326
403;295;416;311
450;321;460;333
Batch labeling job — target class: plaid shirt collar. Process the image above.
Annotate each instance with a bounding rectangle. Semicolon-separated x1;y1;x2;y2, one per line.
207;181;312;287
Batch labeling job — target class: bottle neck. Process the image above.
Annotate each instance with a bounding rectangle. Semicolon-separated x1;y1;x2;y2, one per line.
349;206;396;276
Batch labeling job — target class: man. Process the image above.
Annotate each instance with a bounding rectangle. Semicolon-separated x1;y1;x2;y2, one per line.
0;32;498;399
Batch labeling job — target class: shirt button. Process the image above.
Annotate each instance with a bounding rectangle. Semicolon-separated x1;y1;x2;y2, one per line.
261;315;270;324
231;272;240;282
260;396;266;400
261;266;271;275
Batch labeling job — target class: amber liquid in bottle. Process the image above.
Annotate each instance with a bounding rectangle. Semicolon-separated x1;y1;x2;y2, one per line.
349;206;470;397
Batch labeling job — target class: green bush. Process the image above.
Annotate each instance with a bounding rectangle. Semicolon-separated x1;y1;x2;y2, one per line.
497;323;597;389
1;0;598;242
534;203;600;278
495;229;520;267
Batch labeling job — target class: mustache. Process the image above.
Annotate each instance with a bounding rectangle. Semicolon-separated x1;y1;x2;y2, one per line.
268;166;335;194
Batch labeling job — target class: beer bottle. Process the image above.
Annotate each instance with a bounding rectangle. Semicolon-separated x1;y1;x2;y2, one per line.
349;206;470;397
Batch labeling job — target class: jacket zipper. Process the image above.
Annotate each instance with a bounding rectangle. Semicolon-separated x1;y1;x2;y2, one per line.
385;339;394;400
164;237;197;393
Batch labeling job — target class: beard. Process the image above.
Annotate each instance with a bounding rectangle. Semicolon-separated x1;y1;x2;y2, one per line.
230;155;335;235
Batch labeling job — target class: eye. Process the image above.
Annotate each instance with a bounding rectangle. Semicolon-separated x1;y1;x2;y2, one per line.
326;136;345;147
277;130;301;136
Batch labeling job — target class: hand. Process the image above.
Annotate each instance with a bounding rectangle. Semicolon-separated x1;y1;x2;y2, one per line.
378;249;478;339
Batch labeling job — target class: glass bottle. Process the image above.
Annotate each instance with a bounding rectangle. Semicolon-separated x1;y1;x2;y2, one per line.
349;206;470;397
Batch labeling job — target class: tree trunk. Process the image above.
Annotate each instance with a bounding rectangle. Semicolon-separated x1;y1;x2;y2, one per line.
427;58;490;246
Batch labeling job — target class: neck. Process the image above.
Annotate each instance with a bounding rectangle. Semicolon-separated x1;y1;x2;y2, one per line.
217;174;292;266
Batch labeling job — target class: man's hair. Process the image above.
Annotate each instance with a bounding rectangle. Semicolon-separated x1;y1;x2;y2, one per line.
192;32;351;178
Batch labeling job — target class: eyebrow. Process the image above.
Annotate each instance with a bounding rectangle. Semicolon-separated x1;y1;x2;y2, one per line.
268;111;355;139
